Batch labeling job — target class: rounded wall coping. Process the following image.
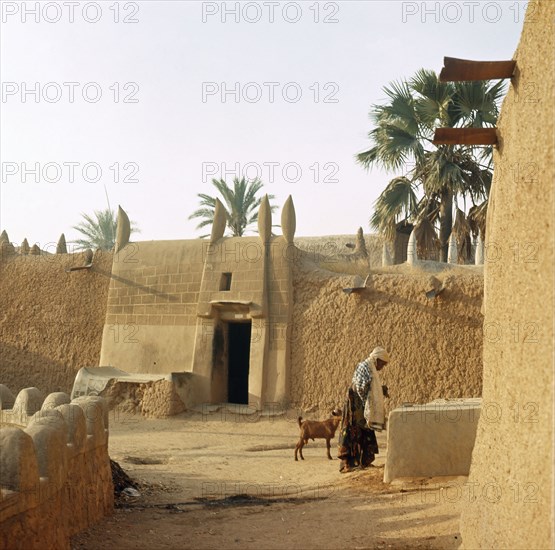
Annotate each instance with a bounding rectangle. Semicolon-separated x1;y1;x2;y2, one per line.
73;395;109;428
27;408;67;432
12;388;45;420
72;397;107;447
24;422;68;496
0;427;40;495
0;393;113;525
55;403;87;454
0;385;16;410
41;392;71;410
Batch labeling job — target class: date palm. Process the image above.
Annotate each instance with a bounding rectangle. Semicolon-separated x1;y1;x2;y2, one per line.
359;69;504;261
189;177;277;237
72;208;139;251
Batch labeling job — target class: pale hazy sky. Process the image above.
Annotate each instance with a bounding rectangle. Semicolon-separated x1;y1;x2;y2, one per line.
0;0;527;248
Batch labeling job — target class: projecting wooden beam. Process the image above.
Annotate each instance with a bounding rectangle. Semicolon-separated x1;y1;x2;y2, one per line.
65;263;93;272
342;275;370;295
439;57;516;82
433;128;498;146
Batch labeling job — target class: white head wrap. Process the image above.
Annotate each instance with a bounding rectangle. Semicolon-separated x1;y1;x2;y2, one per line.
367;346;390;366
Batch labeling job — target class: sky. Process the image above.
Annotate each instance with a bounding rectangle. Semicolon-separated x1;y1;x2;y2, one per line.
0;0;527;248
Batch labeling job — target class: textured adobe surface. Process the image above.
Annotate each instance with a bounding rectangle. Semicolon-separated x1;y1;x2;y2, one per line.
0;238;484;417
289;256;484;413
460;2;554;548
0;251;112;393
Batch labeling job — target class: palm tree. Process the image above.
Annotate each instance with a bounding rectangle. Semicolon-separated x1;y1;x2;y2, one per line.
72;208;140;250
370;176;418;242
189;177;277;237
358;69;504;261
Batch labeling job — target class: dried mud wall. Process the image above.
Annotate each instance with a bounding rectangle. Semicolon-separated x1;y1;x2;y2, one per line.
0;251;112;394
102;379;186;418
290;258;484;413
99;240;206;375
460;2;554;548
0;389;113;550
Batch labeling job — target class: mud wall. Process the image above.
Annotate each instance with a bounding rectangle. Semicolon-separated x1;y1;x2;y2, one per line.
460;2;554;548
0;251;112;394
99;240;206;374
99;235;294;406
0;238;484;415
289;258;484;413
0;388;113;550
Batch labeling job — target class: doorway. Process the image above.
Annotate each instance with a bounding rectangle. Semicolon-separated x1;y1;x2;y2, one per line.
227;322;251;404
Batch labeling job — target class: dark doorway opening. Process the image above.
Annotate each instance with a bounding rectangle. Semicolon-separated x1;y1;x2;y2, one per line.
227;322;251;404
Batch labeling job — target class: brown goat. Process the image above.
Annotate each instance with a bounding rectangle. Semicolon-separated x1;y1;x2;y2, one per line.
294;409;342;461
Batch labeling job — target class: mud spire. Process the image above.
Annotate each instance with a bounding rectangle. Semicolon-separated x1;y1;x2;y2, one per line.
210;198;226;243
281;195;296;244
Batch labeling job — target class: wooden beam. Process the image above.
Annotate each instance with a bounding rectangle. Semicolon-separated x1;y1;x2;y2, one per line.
65;263;93;272
342;275;370;295
439;57;516;82
425;287;446;300
433;128;498;146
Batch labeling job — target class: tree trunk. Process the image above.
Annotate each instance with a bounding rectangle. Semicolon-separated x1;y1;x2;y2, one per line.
439;188;453;262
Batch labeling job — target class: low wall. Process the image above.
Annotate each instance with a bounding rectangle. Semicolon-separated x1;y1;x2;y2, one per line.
0;386;113;549
290;257;484;414
100;379;187;418
384;399;481;482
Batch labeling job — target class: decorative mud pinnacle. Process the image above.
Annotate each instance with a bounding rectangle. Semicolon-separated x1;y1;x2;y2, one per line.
258;195;272;243
210;198;226;243
114;206;131;253
21;239;30;255
57;234;67;254
281;195;296;244
0;231;15;257
354;227;368;256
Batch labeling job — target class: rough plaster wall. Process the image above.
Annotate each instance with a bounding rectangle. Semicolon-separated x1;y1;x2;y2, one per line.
460;2;554;548
0;251;113;394
101;379;186;418
290;256;484;413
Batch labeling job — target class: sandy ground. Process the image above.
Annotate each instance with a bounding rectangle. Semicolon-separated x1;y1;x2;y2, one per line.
71;409;464;550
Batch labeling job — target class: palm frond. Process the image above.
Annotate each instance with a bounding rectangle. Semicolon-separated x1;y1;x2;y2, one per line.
357;67;505;262
411;69;454;127
189;177;276;237
72;207;139;250
468;200;488;239
370;177;418;241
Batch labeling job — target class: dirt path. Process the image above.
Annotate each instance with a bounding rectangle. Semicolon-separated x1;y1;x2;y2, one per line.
71;411;463;550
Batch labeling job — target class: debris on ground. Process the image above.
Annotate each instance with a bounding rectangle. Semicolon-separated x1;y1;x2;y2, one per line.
110;459;140;496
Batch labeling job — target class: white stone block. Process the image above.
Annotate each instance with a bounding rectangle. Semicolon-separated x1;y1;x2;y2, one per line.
384;398;481;482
